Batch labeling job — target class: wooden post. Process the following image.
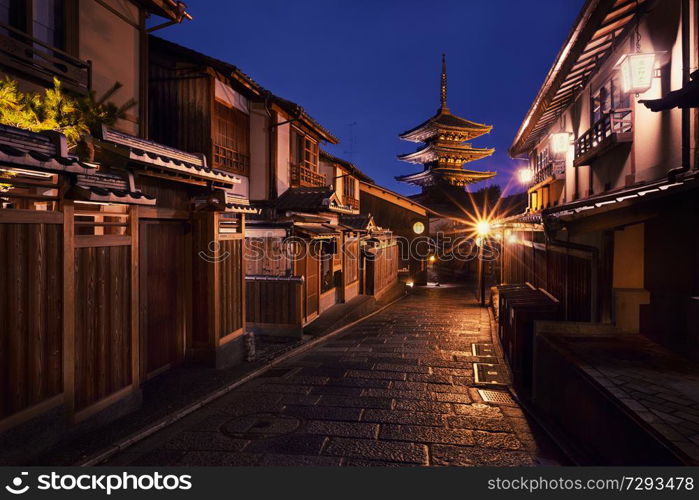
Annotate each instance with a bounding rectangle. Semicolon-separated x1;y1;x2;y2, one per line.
62;202;75;416
129;205;140;387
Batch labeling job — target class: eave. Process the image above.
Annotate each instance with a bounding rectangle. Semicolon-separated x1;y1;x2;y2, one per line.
509;0;647;157
396;168;496;187
398;143;495;164
400;110;492;143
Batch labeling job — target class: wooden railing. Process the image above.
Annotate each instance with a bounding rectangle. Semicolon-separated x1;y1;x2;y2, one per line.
290;162;326;187
574;111;633;165
213;144;249;175
344;195;359;210
0;22;90;94
533;161;565;185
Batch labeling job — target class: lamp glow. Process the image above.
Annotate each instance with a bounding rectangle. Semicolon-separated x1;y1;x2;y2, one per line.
428;255;436;263
550;132;571;154
618;53;656;94
412;221;425;235
518;168;534;185
476;220;491;237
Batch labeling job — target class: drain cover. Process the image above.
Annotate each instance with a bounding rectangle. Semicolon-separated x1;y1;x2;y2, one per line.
473;362;508;385
471;343;496;357
222;413;301;440
478;389;516;405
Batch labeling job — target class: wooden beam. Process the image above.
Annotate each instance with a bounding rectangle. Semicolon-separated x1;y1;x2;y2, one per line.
130;205;140;387
62;203;75;415
0;209;63;224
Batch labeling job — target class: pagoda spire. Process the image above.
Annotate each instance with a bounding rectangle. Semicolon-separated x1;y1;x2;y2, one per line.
440;53;448;111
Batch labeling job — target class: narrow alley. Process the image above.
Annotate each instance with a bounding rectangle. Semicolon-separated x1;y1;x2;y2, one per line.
104;286;562;466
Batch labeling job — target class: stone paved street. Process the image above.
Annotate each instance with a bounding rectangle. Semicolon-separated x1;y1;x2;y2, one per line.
105;286;562;466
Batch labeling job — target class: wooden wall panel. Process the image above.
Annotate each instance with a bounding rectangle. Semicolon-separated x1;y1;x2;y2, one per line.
219;238;244;338
246;279;303;326
74;245;131;411
0;223;62;420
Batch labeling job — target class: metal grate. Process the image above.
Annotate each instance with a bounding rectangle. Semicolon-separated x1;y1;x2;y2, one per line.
478;389;516;405
471;343;496;357
473;362;508;385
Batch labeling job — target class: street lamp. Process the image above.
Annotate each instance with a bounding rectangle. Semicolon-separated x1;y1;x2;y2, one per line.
474;219;491;307
518;168;534;185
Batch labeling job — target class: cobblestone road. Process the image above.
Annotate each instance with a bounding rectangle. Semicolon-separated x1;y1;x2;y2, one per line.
107;286;562;466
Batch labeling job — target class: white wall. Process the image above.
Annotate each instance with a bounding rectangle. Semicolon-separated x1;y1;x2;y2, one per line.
276;122;290;196
79;0;141;136
249;103;269;201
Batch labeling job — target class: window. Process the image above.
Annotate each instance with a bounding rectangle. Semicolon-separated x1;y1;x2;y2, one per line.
343;176;355;199
591;74;630;124
290;128;318;171
0;0;65;50
213;101;250;175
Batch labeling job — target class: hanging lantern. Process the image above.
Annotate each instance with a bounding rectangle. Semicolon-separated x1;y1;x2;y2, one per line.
617;53;656;94
550;132;571;154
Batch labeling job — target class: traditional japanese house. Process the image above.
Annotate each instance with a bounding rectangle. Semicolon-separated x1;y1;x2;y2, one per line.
497;0;699;464
359;181;430;287
0;0;258;462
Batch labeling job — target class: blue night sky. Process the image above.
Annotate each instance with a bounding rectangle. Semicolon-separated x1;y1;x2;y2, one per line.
154;0;585;197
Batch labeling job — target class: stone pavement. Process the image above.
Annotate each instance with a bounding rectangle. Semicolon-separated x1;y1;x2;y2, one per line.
105;285;563;466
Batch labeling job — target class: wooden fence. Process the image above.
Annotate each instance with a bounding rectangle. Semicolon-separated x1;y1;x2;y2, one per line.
245;276;304;335
502;230;593;321
366;243;399;298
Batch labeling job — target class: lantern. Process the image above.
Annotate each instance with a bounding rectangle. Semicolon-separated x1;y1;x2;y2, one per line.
412;221;425;235
518;168;534;185
618;53;656;94
550;132;571;154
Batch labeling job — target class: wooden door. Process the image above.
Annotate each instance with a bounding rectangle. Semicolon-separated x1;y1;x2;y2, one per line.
139;220;186;378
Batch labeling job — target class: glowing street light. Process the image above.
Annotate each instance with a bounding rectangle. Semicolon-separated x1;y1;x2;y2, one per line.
518;168;534;185
476;220;491;238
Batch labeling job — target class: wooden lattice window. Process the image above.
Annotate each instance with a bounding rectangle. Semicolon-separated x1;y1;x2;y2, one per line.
290;129;319;171
213;101;250;175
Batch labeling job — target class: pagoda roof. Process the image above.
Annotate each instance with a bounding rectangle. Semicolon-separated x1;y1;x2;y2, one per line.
399;109;492;143
396;168;496;187
398;142;494;164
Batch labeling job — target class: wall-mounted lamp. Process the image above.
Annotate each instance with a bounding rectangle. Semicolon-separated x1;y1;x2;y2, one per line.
518;168;534;185
550;132;572;154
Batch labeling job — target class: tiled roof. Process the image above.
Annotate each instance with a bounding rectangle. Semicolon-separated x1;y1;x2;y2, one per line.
96;126;240;186
276;186;335;212
68;185;156;206
400;109;492;143
150;36;338;144
0;124;96;175
319;150;374;183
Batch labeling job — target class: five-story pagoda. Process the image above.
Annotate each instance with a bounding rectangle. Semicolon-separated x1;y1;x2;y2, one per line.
397;55;495;190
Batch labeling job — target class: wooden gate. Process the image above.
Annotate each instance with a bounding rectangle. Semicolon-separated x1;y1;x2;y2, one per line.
139;220;186;378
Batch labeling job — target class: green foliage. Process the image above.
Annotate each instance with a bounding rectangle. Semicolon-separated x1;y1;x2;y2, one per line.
0;77;136;154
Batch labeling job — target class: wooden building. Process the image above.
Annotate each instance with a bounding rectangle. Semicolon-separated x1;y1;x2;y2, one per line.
359;181;430;286
0;0;259;461
496;0;699;464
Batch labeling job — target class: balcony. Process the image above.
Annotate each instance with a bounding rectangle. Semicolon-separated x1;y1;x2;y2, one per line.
290;162;326;187
344;195;359;210
574;111;633;167
532;160;565;186
0;22;90;94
